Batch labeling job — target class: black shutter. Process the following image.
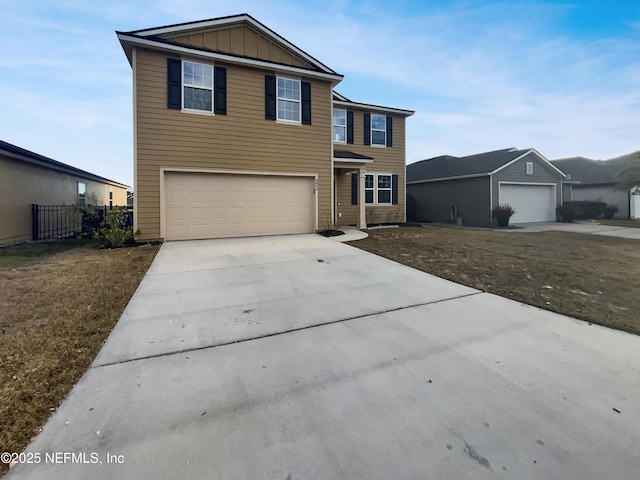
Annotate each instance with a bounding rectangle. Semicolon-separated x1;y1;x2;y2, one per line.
351;173;358;205
347;111;354;144
386;116;393;147
392;175;399;205
265;75;276;120
167;58;181;109
363;112;371;145
214;66;227;115
301;81;311;125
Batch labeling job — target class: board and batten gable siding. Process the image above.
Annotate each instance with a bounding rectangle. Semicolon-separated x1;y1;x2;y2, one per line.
492;153;563;209
0;154;127;243
334;107;406;225
134;47;332;240
164;25;313;70
406;176;490;226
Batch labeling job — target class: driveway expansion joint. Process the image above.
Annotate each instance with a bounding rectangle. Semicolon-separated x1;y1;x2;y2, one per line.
92;291;483;369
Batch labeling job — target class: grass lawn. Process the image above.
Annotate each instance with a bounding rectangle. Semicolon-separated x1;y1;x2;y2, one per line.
0;240;159;476
348;226;640;335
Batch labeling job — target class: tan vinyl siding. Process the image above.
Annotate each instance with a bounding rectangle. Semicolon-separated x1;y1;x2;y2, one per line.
164;25;312;69
334;108;406;225
134;48;332;240
0;155;127;243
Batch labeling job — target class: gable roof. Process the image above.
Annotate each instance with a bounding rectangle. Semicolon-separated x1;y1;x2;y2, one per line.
0;140;129;189
117;14;343;82
332;91;414;117
551;153;638;185
407;148;565;183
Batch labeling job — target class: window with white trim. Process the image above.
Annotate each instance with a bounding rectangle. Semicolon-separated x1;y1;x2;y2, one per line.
364;173;393;205
377;174;392;204
183;60;213;112
365;174;374;204
109;188;113;208
78;182;86;205
371;114;386;146
526;161;534;175
333;109;346;142
277;77;301;122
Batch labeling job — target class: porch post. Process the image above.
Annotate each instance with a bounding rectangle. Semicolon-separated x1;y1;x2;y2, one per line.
358;168;366;229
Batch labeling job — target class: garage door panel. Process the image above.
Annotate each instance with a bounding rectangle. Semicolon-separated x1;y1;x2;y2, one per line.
165;172;315;241
499;184;555;223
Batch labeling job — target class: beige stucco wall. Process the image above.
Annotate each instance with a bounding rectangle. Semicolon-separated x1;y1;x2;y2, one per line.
334;107;407;226
134;47;333;240
0;155;127;244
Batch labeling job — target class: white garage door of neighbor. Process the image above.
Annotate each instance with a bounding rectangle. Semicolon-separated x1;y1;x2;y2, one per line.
499;184;556;223
165;172;315;241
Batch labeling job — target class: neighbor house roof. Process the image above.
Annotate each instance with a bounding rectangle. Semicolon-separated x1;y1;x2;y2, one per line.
550;153;638;185
117;13;344;82
0;140;129;189
407;148;565;183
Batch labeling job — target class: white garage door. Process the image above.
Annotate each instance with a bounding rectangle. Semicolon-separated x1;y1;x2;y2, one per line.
164;172;315;240
499;184;556;223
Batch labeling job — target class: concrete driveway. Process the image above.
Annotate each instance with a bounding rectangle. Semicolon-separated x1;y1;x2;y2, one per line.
8;234;640;479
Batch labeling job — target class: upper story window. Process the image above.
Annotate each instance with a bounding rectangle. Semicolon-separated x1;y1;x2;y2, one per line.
277;77;301;122
333;109;346;142
526;161;534;175
109;188;113;208
183;61;213;112
371;114;387;146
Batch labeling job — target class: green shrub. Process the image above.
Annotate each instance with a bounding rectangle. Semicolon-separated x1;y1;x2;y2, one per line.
94;208;134;248
556;205;576;223
604;204;619;220
492;204;516;227
563;201;607;219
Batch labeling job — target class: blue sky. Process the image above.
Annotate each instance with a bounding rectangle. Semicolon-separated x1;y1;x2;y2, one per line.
1;0;638;187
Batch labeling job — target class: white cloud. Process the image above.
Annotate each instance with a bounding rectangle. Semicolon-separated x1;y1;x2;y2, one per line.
0;0;638;189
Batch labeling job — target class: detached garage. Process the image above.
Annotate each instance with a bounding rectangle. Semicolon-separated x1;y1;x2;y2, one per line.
163;171;316;241
407;148;567;226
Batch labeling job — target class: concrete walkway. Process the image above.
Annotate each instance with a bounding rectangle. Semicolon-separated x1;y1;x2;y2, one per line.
509;221;640;240
8;234;640;479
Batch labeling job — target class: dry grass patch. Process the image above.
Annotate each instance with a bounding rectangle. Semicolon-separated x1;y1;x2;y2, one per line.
349;226;640;335
0;241;159;476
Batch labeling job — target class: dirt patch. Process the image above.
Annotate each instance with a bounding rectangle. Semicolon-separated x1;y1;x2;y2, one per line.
348;226;640;335
0;242;159;476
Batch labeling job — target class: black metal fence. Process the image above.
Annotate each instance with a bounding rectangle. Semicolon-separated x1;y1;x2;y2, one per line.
31;204;133;241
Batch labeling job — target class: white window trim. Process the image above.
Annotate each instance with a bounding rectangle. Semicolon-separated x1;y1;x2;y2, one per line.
526;161;534;175
371;114;387;147
333;108;346;143
365;174;375;204
182;60;215;115
365;173;393;206
276;76;301;124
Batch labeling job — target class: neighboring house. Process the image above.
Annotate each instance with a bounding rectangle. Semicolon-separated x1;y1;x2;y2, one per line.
0;140;128;244
551;153;640;219
406;148;567;226
117;14;413;241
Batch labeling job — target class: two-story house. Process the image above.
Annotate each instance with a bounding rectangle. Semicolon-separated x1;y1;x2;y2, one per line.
117;14;413;241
